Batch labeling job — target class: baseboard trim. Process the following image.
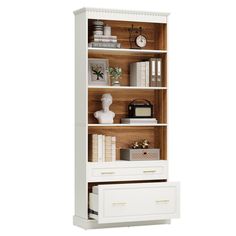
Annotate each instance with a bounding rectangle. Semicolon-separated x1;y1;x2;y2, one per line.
73;215;171;229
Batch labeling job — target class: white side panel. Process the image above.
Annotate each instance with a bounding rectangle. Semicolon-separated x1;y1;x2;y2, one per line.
97;182;179;224
74;11;88;219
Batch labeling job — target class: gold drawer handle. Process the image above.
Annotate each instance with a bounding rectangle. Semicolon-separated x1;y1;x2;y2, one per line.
101;171;115;175
143;170;156;173
155;200;170;204
112;202;127;206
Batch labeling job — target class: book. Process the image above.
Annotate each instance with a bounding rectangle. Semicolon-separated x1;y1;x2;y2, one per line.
88;134;98;162
121;118;158;124
90;35;117;40
156;58;162;87
105;136;112;162
149;58;157;87
88;42;121;48
102;135;105;162
97;134;103;162
145;61;150;87
111;136;116;162
130;62;142;86
140;62;146;87
93;38;117;43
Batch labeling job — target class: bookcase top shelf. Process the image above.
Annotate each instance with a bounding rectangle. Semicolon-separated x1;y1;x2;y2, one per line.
88;86;167;90
88;47;167;55
88;124;168;127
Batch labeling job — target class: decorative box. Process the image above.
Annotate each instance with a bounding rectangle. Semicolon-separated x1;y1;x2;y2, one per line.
120;149;160;161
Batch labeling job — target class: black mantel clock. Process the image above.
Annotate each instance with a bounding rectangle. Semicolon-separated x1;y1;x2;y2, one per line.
128;24;147;49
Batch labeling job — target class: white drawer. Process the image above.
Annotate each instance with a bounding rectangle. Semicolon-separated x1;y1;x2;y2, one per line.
87;160;168;182
89;182;180;224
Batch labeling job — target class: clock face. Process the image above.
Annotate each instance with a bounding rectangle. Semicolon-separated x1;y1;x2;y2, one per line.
135;35;147;48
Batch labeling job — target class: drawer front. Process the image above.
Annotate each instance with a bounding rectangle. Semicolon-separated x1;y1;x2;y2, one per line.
93;182;180;224
87;161;168;182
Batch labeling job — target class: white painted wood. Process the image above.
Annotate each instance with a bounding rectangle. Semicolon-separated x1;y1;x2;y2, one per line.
88;47;167;55
88;86;167;90
87;160;168;182
74;11;88;219
74;8;169;23
73;215;170;229
88;123;168;127
89;182;179;224
73;7;178;229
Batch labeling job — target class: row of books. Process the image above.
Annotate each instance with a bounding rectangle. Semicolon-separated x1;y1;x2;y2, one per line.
88;35;121;48
130;58;162;87
88;134;116;162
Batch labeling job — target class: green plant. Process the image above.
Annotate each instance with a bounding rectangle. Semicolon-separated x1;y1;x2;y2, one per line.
108;67;122;79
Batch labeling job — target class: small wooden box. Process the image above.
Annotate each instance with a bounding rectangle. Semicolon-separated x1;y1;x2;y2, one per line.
120;149;160;161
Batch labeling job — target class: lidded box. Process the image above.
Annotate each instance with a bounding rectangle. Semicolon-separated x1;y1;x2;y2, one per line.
120;149;160;161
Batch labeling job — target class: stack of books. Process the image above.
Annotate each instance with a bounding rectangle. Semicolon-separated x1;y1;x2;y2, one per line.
129;58;162;87
88;134;116;162
121;118;158;124
88;35;121;48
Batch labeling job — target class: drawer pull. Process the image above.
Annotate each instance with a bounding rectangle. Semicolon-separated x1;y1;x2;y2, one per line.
101;171;115;175
112;202;127;206
155;200;170;204
143;170;156;173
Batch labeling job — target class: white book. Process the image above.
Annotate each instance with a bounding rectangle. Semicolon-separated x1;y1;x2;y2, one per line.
97;135;103;162
111;136;116;162
105;136;112;162
145;61;150;87
121;118;158;124
130;62;142;86
140;62;146;87
102;135;105;162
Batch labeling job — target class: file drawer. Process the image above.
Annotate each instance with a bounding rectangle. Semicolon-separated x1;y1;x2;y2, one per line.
89;182;180;224
87;160;168;182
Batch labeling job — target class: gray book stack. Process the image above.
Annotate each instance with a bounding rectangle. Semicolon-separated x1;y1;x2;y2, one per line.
89;20;121;48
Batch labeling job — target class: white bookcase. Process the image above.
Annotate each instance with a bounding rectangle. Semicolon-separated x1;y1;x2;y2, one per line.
73;7;180;229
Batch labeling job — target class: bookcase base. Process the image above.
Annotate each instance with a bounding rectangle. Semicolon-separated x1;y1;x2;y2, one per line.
73;215;171;229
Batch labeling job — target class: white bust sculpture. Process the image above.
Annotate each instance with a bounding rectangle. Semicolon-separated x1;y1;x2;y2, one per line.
94;93;115;124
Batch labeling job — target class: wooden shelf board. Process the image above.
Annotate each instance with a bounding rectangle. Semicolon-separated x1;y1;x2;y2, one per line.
88;86;167;90
88;47;167;55
88;124;168;127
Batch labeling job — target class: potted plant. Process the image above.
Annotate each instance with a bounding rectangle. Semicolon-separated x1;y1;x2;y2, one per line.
108;67;122;86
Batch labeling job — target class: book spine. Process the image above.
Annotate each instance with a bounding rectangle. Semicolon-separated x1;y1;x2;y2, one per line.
145;61;149;87
149;58;157;87
156;58;162;87
136;63;142;87
91;35;117;40
93;39;117;43
140;62;146;87
92;134;98;162
105;136;112;162
111;136;116;162
97;135;103;162
102;135;105;162
129;63;136;86
88;42;121;48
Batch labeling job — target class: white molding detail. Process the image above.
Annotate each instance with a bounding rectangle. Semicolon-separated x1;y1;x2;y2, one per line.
74;7;170;17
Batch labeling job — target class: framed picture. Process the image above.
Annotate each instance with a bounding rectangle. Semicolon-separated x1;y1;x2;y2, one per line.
88;58;109;85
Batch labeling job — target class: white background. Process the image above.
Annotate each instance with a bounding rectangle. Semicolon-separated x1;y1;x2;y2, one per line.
0;0;236;235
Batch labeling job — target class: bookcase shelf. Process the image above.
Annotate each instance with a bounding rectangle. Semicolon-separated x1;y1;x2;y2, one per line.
88;47;167;55
74;7;180;230
88;124;168;127
88;86;167;90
